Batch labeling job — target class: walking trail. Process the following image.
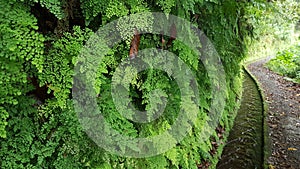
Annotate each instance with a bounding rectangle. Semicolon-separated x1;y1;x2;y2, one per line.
247;57;300;169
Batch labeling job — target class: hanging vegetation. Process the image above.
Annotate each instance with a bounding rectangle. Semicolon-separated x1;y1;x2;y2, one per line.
0;0;286;168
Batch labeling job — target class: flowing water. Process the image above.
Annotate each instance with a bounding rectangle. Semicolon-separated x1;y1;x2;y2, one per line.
217;70;264;169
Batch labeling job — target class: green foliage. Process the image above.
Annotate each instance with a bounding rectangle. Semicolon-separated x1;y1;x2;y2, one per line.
267;43;300;83
10;0;66;19
156;0;175;15
105;1;129;19
246;0;300;60
33;0;65;19
0;96;109;168
80;0;150;26
116;12;153;44
38;26;93;108
0;107;8;138
0;1;44;138
0;0;258;168
80;0;108;25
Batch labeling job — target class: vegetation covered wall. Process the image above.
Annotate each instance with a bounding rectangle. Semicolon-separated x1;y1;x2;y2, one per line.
0;0;261;168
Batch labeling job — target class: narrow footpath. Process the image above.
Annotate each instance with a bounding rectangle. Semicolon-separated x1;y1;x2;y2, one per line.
247;57;300;169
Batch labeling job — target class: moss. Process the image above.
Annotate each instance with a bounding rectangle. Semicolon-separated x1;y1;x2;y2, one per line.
243;65;271;169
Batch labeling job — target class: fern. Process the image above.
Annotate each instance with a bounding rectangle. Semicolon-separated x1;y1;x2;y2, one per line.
80;0;109;25
38;26;92;108
29;0;65;19
156;0;176;15
0;1;44;138
0;0;263;168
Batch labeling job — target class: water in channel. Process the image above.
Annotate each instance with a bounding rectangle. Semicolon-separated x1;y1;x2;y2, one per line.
217;70;264;169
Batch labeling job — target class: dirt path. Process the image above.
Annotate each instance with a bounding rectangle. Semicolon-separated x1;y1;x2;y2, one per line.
247;57;300;169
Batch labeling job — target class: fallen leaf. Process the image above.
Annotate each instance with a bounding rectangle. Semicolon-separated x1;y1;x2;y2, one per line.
268;164;275;169
288;147;297;151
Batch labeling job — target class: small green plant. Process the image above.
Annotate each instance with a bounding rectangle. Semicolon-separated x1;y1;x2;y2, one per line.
267;43;300;83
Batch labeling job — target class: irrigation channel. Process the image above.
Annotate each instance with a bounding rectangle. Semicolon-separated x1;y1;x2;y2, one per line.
217;68;266;169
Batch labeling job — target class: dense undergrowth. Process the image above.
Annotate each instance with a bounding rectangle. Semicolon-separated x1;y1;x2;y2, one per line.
267;42;300;83
1;0;297;168
245;0;300;62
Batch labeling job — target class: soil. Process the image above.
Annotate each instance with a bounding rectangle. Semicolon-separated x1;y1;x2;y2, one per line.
247;57;300;169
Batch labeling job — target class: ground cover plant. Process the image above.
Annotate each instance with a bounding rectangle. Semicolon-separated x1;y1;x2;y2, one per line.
267;43;300;83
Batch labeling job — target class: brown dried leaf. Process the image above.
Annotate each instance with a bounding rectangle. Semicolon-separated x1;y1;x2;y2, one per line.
287;147;297;151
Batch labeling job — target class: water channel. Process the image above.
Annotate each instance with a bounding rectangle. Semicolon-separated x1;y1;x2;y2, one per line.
217;69;264;169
